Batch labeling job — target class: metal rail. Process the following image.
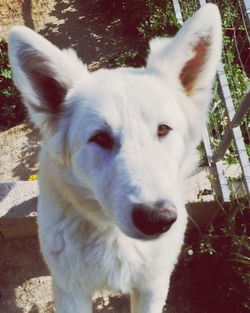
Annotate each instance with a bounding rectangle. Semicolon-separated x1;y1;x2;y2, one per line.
213;44;250;199
212;91;250;162
242;0;250;26
172;0;250;202
200;0;250;199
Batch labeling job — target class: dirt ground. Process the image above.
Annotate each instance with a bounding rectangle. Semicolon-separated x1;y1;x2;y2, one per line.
0;122;40;182
0;238;53;313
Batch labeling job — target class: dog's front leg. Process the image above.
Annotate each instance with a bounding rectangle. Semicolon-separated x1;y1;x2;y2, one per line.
130;283;169;313
53;281;92;313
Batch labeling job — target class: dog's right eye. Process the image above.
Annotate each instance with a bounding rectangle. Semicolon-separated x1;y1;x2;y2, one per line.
89;131;114;150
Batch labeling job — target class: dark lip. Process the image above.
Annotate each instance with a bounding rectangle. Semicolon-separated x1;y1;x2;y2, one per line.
125;232;162;241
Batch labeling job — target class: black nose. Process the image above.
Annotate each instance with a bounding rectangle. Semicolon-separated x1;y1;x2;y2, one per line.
132;203;177;236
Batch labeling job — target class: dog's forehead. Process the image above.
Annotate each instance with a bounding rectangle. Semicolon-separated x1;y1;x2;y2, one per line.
72;67;186;132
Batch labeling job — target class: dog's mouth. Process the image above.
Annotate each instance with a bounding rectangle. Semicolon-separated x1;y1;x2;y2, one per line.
121;225;174;241
126;232;164;241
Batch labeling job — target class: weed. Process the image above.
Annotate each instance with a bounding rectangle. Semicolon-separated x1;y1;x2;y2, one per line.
0;39;25;130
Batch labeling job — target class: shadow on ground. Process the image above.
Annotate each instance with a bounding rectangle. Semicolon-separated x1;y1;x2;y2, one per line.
0;237;50;312
39;0;146;69
12;124;41;181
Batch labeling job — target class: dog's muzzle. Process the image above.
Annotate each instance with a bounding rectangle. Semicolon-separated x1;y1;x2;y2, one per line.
132;203;177;237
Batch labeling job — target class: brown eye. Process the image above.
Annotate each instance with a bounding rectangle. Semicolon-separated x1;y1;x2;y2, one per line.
157;124;172;138
89;131;114;150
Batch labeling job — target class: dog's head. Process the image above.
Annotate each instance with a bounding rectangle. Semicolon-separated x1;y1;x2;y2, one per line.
8;4;221;239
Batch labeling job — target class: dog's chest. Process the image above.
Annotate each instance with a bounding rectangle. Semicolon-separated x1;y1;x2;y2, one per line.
77;231;152;293
51;221;161;293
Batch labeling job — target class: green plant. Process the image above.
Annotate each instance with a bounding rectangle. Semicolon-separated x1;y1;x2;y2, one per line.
197;188;215;201
138;0;179;39
184;204;250;312
113;0;179;68
179;0;199;20
114;50;142;68
0;39;25;130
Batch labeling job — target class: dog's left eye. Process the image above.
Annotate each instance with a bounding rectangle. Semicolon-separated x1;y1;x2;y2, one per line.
89;131;114;150
157;124;172;138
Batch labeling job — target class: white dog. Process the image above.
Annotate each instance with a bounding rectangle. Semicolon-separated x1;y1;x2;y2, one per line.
8;4;221;313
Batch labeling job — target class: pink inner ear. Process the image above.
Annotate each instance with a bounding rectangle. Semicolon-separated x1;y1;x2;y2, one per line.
179;38;209;94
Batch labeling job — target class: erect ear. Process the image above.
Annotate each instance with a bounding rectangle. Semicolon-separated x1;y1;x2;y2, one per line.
147;4;222;105
8;26;87;130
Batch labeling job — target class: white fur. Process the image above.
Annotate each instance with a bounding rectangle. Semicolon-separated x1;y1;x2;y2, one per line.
8;4;221;313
